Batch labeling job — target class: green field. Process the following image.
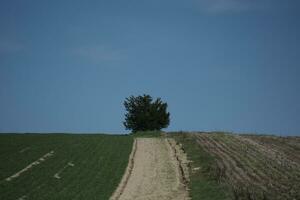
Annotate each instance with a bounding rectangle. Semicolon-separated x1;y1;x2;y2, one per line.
0;134;133;200
1;132;299;200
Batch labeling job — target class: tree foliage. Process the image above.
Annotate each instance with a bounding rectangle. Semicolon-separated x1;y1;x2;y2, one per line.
123;94;170;132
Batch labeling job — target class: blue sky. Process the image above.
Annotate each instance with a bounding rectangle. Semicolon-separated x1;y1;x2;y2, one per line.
1;0;300;135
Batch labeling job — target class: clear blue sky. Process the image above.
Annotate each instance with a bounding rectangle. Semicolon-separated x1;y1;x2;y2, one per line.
1;0;300;135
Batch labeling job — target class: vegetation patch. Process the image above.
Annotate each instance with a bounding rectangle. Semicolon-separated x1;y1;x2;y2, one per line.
132;131;163;138
169;132;233;200
171;132;300;200
0;134;133;200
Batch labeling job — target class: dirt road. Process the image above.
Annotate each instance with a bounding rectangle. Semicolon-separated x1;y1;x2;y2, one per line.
110;138;189;200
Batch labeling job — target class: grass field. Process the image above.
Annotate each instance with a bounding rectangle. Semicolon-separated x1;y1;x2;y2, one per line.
1;132;299;200
0;134;133;200
171;132;300;200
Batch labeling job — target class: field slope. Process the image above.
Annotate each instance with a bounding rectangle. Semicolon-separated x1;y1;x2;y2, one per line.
171;132;300;200
2;132;299;200
0;134;133;200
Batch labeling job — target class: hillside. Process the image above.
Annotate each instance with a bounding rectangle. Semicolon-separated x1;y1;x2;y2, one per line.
1;132;299;200
171;132;300;200
0;134;133;200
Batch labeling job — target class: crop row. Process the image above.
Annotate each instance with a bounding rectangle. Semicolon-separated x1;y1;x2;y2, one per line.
192;133;300;200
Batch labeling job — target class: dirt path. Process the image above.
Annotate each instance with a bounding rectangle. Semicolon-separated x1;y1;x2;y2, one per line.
110;138;189;200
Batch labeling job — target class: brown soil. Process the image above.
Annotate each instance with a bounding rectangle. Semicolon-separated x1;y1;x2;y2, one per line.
110;138;189;200
192;133;300;200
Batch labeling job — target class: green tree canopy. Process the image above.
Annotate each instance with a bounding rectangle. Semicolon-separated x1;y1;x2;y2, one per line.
123;94;170;132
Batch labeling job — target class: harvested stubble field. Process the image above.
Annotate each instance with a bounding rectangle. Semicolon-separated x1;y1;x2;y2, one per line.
171;132;300;200
0;134;133;200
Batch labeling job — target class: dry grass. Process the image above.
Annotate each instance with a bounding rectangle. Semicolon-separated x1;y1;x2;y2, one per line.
189;132;300;200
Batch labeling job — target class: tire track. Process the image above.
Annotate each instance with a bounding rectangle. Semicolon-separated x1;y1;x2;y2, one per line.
110;138;189;200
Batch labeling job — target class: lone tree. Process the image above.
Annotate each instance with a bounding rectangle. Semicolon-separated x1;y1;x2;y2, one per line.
123;94;170;132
